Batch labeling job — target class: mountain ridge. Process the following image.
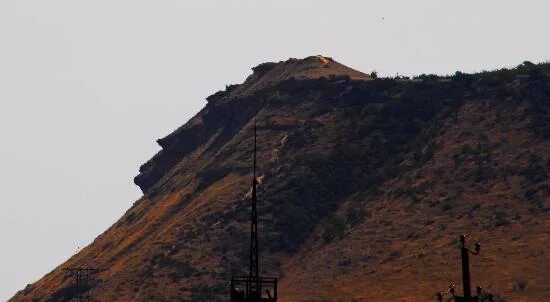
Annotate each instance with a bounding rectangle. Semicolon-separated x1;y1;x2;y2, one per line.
134;55;371;195
11;57;550;302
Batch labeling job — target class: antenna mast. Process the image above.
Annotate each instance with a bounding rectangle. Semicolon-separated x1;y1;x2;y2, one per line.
249;120;260;297
230;120;277;302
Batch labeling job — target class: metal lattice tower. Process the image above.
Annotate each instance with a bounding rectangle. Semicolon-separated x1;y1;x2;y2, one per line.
230;120;277;302
248;121;260;297
231;120;277;302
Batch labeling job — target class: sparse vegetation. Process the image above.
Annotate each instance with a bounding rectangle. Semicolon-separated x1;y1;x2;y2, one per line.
189;284;225;301
494;212;511;227
18;58;550;302
514;280;529;291
521;153;546;183
153;254;198;282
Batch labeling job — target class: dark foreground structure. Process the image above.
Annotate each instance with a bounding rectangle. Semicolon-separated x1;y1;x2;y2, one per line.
230;123;278;302
437;235;496;302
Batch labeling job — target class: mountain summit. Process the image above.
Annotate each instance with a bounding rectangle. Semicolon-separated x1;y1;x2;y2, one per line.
225;55;372;98
11;58;550;302
134;56;371;194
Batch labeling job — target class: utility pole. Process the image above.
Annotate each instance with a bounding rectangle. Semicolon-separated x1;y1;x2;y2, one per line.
436;235;484;302
460;235;479;300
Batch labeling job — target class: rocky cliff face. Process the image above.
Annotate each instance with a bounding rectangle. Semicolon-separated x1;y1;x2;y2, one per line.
134;55;372;195
11;57;549;302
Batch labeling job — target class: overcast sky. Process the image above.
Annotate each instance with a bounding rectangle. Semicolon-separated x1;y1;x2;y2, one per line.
1;1;549;300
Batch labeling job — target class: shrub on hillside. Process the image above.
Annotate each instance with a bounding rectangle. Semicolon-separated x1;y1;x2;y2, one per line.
322;216;346;242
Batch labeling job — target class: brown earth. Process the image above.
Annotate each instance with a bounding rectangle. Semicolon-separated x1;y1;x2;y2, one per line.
10;56;549;302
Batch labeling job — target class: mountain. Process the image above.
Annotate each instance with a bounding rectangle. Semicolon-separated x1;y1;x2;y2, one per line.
11;56;549;302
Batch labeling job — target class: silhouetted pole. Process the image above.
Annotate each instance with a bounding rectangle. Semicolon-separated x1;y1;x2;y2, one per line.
248;121;260;298
230;121;277;302
460;235;472;299
436;235;482;302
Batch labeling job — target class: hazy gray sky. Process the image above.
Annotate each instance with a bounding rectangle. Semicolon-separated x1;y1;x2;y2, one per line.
0;0;549;299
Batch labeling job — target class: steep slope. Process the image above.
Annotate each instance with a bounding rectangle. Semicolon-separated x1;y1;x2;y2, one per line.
134;55;371;194
11;57;549;302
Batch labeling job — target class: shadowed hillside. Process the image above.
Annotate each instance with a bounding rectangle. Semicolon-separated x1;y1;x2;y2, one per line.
11;56;549;302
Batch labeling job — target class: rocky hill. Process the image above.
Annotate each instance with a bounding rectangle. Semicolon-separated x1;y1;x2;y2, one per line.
11;56;549;301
